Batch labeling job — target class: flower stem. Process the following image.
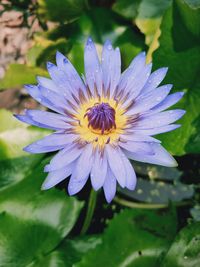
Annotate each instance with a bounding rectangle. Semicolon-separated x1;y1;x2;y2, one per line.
114;196;191;209
80;189;97;235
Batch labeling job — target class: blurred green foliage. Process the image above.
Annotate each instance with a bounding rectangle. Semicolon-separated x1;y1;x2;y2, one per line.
0;0;200;266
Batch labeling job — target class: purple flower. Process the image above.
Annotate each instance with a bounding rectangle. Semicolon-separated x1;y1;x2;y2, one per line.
15;38;185;203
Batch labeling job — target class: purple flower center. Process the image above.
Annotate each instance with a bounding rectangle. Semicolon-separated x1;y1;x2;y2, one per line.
85;102;116;134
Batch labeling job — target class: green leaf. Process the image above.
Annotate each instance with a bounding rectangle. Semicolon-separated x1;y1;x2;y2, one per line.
0;109;50;160
37;0;88;23
0;64;47;90
0;159;83;267
76;208;177;267
119;177;194;204
112;0;141;20
47;7;145;71
161;222;200;267
135;0;172;45
132;162;182;181
152;0;200;155
32;236;102;267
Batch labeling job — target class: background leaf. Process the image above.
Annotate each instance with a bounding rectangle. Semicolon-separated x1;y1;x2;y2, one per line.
161;222;200;267
0;64;47;90
152;0;200;155
0;158;83;267
76;208;177;267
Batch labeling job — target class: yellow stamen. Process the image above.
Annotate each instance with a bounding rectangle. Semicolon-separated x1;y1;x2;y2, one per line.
74;97;127;148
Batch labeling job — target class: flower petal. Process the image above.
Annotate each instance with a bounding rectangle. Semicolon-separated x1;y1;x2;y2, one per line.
128;63;152;99
106;145;126;188
103;167;117;203
150;92;184;114
126;84;172;115
101;41;121;95
56;51;86;93
120;151;137;190
68;144;93;195
142;67;168;94
47;61;75;96
90;150;108;191
84;37;102;95
37;76;58;93
121;133;160;143
124;143;178;167
32;132;77;147
132;124;181;135
45;144;82;171
26;110;70;130
41;161;75;190
118;52;146;94
24;143;65;154
134;109;185;129
25;85;65;115
119;141;154;155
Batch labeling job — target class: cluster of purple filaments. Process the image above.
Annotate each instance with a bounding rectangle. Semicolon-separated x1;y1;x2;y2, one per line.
84;102;116;134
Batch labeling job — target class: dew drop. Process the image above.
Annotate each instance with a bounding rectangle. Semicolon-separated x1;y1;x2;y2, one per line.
107;44;112;50
63;58;68;64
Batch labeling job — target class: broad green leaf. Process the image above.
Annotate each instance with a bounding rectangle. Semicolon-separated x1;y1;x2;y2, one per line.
76;208;177;267
0;159;83;267
0;64;47;90
190;205;200;222
35;38;72;68
132;162;182;181
153;0;200;155
161;222;200;267
31;236;102;267
0;109;50;160
0;158;83;232
46;7;145;71
119;178;194;204
135;0;172;45
112;0;141;20
37;0;88;23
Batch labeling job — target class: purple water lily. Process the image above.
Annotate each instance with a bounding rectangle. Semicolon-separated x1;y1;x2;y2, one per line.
15;37;185;203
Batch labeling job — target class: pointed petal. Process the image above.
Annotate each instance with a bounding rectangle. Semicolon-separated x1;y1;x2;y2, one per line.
142;67;168;94
132;124;181;135
41;161;75;190
23;143;65;154
121;133;160;143
14;114;52;129
150;92;184;114
84;37;102;95
26;110;69;130
24;132;77;153
124;143;178;167
126;84;172;115
91;150;108;191
46;61;74;96
106;145;126;187
118;52;146;94
103;167;117;203
68;144;93;195
119;141;154;155
134;109;185;129
128;63;152;99
120;151;137;190
25;84;67;115
101;40;114;92
45;144;82;171
37;76;58;93
56;51;86;92
32;132;77;147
